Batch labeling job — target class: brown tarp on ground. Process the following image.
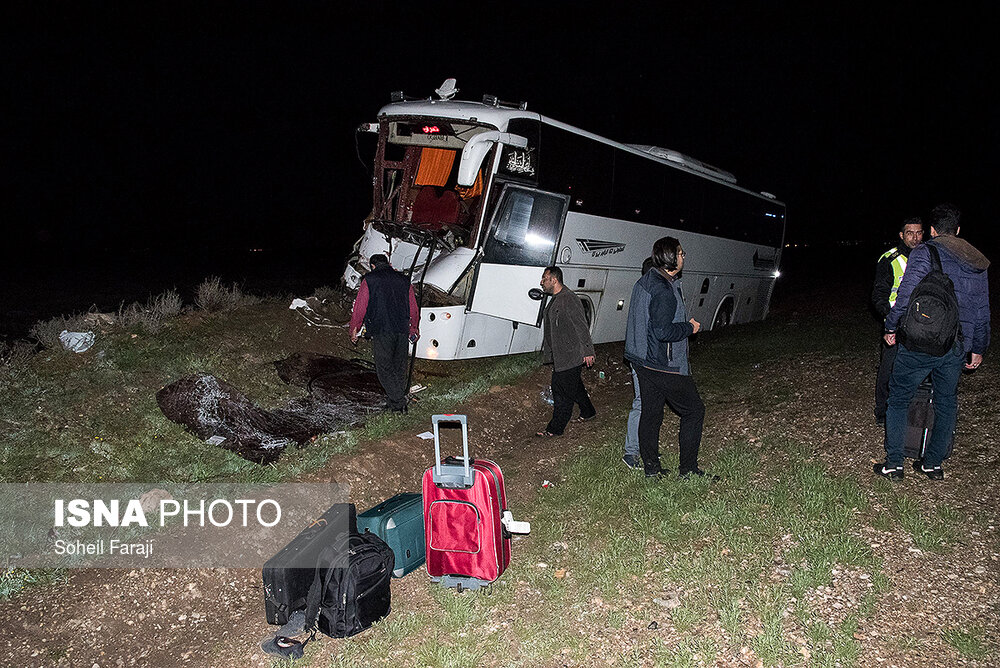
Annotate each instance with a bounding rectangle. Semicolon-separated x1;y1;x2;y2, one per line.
156;354;384;465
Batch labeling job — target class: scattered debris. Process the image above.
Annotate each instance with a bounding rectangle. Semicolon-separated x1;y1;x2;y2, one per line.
653;596;681;609
288;296;338;328
59;330;95;353
539;387;554;405
157;354;383;464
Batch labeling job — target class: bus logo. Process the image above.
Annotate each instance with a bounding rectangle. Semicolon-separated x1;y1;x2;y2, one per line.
577;239;626;258
504;150;535;176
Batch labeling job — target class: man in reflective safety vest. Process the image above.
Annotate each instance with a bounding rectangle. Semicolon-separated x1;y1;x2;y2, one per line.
871;217;924;424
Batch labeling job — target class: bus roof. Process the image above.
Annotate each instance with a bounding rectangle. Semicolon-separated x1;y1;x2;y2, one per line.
377;99;537;128
377;99;784;205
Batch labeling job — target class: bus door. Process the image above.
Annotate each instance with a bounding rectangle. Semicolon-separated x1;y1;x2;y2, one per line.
468;184;570;326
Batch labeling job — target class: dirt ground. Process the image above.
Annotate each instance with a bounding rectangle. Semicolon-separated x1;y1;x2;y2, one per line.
1;295;997;668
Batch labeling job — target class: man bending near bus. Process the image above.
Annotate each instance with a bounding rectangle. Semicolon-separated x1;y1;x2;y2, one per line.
350;254;420;412
537;266;596;437
625;237;712;479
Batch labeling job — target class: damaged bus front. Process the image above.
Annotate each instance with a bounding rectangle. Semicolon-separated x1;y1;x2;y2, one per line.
344;85;547;360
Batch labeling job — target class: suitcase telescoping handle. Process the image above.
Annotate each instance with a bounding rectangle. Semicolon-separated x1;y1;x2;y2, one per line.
431;414;474;488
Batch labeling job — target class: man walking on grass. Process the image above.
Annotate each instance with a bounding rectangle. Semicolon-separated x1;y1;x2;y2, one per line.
625;237;712;480
877;204;990;480
537;266;596;437
350;254;420;412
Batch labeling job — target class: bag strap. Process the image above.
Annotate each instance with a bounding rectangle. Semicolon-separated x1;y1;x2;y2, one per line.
926;243;943;272
303;542;345;634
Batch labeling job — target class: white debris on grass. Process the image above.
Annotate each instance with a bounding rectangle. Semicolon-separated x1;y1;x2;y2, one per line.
59;330;96;353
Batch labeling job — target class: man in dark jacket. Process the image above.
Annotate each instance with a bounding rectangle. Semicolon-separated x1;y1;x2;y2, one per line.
878;204;991;480
537;266;596;437
349;254;420;412
624;237;710;479
872;217;924;424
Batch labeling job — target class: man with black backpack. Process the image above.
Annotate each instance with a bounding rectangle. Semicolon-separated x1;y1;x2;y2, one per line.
877;204;991;480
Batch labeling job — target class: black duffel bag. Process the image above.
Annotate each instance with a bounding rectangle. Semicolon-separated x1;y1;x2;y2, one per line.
304;530;395;638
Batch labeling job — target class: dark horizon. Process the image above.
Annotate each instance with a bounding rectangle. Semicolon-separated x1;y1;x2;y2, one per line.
3;3;997;334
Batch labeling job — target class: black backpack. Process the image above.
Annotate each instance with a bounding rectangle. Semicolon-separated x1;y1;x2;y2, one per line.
303;530;394;638
899;244;962;357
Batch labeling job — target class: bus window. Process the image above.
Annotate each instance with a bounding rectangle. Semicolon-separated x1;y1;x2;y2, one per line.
483;186;568;267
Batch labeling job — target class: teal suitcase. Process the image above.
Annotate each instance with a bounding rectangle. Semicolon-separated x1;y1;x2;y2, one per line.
357;492;425;577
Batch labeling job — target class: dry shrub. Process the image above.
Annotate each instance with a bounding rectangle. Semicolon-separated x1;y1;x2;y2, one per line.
29;313;89;349
312;285;340;302
0;339;36;368
149;289;183;319
117;289;183;333
194;276;257;312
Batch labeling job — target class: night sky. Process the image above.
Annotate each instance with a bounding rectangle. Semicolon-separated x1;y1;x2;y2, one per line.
3;3;998;282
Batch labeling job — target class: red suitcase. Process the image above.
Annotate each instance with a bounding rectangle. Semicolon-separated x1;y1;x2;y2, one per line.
422;414;527;591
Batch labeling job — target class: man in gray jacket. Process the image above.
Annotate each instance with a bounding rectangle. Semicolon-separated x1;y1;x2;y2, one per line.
537;266;596;437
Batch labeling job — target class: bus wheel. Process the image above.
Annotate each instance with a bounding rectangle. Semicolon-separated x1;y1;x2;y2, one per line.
713;300;733;329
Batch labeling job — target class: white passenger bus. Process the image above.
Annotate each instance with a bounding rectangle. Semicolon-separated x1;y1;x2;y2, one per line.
343;81;786;360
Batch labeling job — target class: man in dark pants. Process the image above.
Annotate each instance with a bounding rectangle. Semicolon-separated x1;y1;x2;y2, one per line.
872;217;924;424
537;266;596;437
878;203;990;480
624;237;711;479
349;254;420;412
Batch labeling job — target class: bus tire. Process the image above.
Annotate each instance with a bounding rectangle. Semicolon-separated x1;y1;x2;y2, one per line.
712;299;734;329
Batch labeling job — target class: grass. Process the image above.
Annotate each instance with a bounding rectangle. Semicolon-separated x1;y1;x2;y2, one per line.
312;301;986;666
3;282;992;664
316;420;893;667
871;485;961;552
0;286;547;600
941;626;991;660
0;568;68;600
0;295;538;486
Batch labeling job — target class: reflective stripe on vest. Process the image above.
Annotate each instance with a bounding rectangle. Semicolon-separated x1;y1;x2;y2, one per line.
878;247;908;307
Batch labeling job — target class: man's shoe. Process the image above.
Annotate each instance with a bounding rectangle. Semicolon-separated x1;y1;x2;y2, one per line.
644;469;666;480
912;460;944;480
873;462;904;479
679;468;720;482
622;455;641;471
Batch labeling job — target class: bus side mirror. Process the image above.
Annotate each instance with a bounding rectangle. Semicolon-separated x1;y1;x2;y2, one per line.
458;132;528;186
